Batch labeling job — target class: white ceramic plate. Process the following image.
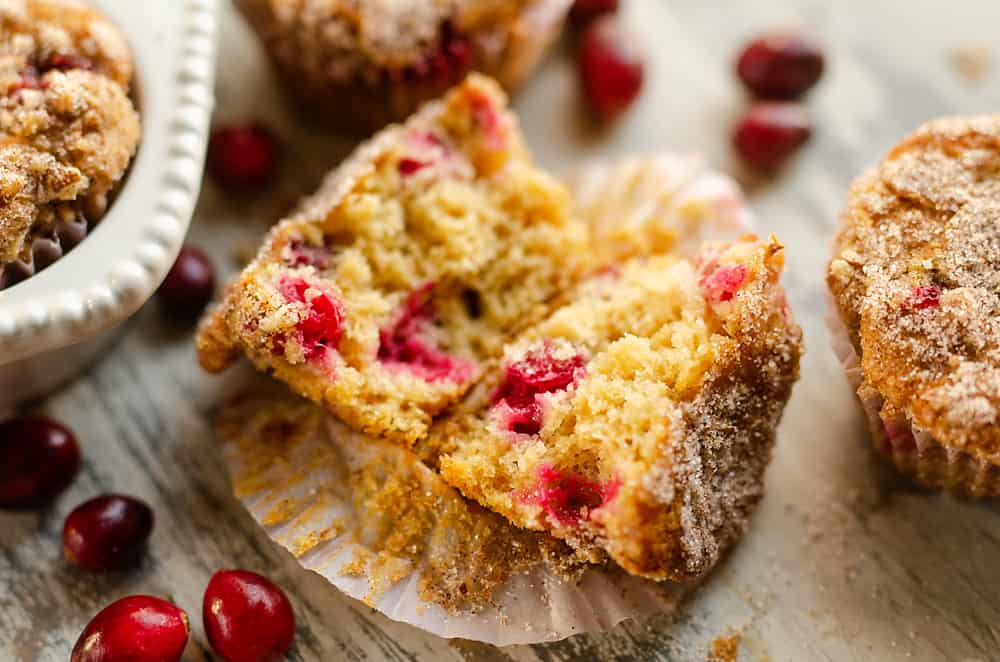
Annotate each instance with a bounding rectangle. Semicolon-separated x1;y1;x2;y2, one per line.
0;0;217;410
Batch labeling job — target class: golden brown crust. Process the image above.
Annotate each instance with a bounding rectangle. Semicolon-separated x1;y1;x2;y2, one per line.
828;115;1000;482
235;0;569;132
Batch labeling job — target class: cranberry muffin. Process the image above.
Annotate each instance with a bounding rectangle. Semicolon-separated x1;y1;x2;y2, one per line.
828;114;1000;497
0;0;140;289
236;0;571;133
426;236;802;580
197;75;590;444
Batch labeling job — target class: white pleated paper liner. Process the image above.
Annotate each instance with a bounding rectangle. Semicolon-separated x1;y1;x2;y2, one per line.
217;388;693;646
825;295;1000;496
569;152;753;264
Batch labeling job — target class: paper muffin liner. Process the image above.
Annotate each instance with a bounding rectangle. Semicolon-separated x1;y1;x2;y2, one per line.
825;295;1000;497
239;0;570;134
216;385;692;646
0;211;88;291
568;153;753;265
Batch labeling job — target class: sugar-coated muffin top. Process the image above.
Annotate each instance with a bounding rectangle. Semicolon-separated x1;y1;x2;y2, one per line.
828;114;1000;462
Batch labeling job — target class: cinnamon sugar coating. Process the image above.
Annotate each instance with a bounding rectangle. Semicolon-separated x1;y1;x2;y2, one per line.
236;0;570;132
0;0;138;282
828;114;1000;495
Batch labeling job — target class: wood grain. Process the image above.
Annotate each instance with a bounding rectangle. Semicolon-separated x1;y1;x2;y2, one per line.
3;1;1000;660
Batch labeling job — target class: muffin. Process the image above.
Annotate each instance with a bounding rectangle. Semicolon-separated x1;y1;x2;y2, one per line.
197;75;590;444
235;0;571;133
827;114;1000;497
0;0;140;289
425;236;803;580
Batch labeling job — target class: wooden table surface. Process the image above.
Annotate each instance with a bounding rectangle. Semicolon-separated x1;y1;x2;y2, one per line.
4;1;1000;660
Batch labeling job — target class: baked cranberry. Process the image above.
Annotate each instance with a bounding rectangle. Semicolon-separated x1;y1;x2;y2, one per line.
71;595;189;662
910;284;941;310
493;346;586;436
528;465;619;526
208;123;278;190
377;284;476;382
158;245;216;321
63;494;154;571
203;569;295;662
700;263;749;303
11;66;43;92
570;0;618;25
736;33;824;100
46;54;96;72
0;415;80;508
732;101;812;170
577;16;644;120
278;277;345;361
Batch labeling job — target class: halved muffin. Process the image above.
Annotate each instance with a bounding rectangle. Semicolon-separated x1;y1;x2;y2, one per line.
197;75;590;444
426;236;802;580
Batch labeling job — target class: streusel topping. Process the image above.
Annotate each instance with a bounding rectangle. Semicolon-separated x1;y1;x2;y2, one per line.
828;114;1000;460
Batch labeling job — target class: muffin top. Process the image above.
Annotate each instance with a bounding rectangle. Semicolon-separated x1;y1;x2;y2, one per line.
239;0;534;74
0;0;139;272
828;114;1000;460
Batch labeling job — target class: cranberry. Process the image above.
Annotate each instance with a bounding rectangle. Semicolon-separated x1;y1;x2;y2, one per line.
700;263;749;303
203;569;295;662
577;16;644;120
736;33;824;100
377;285;476;382
63;494;154;571
492;346;586;436
910;284;941;310
528;465;619;526
570;0;619;25
208;123;278;190
278;277;345;361
71;595;189;662
11;66;44;93
0;415;80;508
158;245;216;321
46;54;96;72
732;101;812;170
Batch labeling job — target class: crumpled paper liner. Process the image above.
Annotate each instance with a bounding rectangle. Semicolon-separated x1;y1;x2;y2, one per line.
825;297;1000;497
217;387;691;646
569;152;753;265
214;153;754;644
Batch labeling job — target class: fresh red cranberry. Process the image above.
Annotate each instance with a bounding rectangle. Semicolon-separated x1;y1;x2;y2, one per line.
278;277;345;361
208;123;278;190
910;284;941;310
158;245;216;321
0;415;80;508
528;465;619;526
285;240;329;269
736;33;824;100
71;595;189;662
493;346;586;436
732;101;812;170
700;263;749;303
63;494;154;571
577;16;644;120
203;569;295;662
46;53;96;72
570;0;619;25
377;285;475;382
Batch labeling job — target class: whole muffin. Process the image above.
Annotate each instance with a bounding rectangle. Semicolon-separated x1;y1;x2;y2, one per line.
236;0;571;133
827;114;1000;497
